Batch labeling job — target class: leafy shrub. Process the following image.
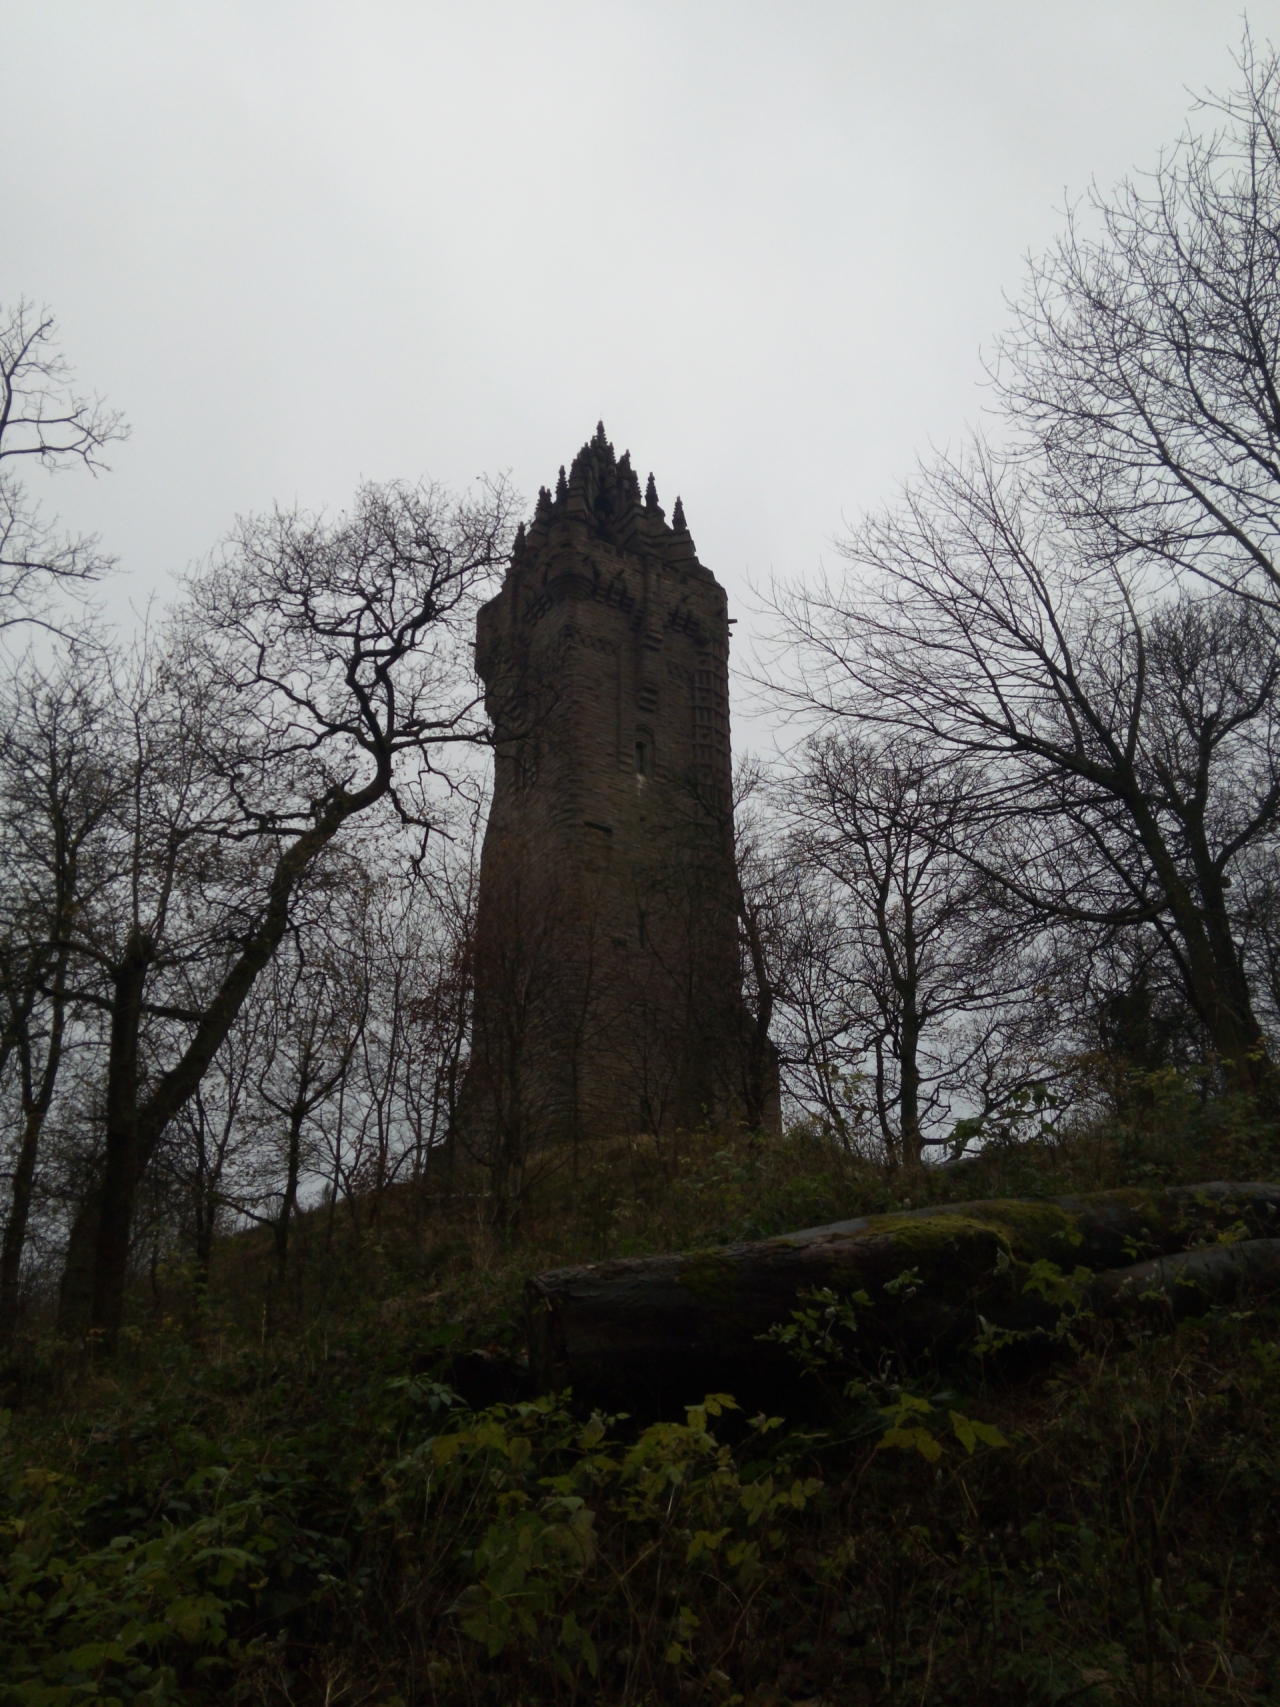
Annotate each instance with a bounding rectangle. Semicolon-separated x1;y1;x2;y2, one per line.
3;1120;1279;1702
0;1407;279;1704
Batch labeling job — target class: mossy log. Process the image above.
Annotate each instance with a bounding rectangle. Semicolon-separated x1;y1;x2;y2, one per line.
1088;1236;1280;1322
523;1182;1280;1412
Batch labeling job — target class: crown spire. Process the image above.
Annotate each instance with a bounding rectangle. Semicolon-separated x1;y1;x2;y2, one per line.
524;428;702;555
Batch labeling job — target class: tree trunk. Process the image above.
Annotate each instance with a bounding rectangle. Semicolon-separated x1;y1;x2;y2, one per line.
91;931;152;1349
879;883;923;1167
1;1106;47;1331
1;946;70;1333
1124;784;1277;1107
275;1101;306;1282
58;1189;101;1338
193;1206;215;1297
897;1001;922;1167
736;887;778;1133
524;1182;1280;1413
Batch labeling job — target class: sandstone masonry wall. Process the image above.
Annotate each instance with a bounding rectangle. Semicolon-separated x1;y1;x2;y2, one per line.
461;425;777;1156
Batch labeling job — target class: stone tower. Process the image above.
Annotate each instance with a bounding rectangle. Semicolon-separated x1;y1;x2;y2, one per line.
462;425;777;1169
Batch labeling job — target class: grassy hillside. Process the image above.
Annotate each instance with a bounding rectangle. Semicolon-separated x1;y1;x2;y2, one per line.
2;1103;1279;1705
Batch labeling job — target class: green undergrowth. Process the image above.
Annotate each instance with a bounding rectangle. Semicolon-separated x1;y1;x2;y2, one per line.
2;1106;1279;1704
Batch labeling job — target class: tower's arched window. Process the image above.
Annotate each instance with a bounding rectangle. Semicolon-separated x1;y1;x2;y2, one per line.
635;740;648;776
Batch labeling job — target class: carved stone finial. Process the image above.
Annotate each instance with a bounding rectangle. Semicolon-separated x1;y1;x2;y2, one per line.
535;485;551;517
618;450;641;503
645;472;659;511
556;465;569;504
672;495;687;531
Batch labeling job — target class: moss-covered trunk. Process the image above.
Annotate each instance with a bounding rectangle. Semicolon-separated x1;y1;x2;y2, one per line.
524;1182;1280;1413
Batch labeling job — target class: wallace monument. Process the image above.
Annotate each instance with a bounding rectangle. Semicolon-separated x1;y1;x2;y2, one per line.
460;425;779;1165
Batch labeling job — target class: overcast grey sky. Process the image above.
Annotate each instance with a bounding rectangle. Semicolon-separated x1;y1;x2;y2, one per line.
3;2;1271;748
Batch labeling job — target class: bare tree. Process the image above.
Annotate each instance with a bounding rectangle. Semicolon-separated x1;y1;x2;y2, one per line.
1233;837;1280;1042
341;876;429;1225
54;476;513;1348
755;854;862;1141
401;834;479;1189
164;994;268;1293
52;625;251;1339
777;441;1280;1110
774;733;1050;1164
758;41;1280;1126
0;646;119;1325
730;759;784;1133
246;943;360;1281
992;35;1280;612
0;301;127;630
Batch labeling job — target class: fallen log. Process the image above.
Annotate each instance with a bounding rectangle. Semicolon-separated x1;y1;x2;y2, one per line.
1089;1236;1280;1322
524;1182;1280;1412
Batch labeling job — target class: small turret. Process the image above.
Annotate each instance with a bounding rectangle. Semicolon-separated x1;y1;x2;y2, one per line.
525;485;554;553
617;450;642;504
